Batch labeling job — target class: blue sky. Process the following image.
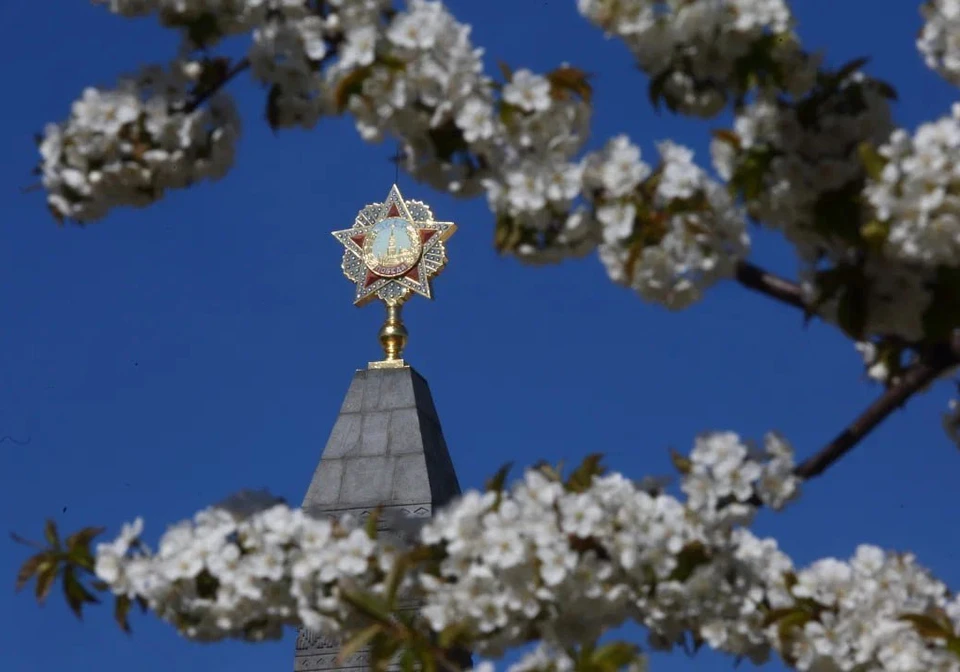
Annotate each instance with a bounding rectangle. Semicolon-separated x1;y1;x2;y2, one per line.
1;1;959;671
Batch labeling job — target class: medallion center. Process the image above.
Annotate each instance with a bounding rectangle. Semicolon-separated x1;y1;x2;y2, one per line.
362;217;422;278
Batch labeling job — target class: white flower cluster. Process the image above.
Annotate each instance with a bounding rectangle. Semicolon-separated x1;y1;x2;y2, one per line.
919;0;960;87
95;503;408;641
478;65;596;264
576;0;817;116
855;341;898;385
797;258;934;343
92;430;960;669
711;74;894;260
864;103;960;267
92;0;320;45
583;136;749;309
39;60;239;223
471;642;648;672
51;1;590;227
91;430;960;669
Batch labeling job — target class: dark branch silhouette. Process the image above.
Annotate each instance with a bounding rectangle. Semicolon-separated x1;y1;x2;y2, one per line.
731;260;959;488
0;435;31;446
734;260;806;311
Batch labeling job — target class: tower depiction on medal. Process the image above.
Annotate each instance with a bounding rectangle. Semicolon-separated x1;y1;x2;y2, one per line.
331;184;457;369
293;186;464;672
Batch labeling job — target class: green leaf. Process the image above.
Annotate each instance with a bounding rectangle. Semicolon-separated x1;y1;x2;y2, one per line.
426;119;469;162
333;67;373;114
836;281;868;340
835;56;870;84
195;569;220;599
778;609;815;636
498;101;520;127
341;588;392;623
437;622;473;649
371;632;403;672
946;636;960;659
44;519;59;548
183;12;222;48
783;571;798;591
872;78;898;100
899;613;954;640
590;642;641;671
62;566;99;619
399;648;418;672
497;60;513;82
34;560;58;604
66;526;105;552
493;214;523;253
565;454;605;493
711;129;741;150
860;219;889;252
762;606;806;628
15;552;48;592
547;66;593;103
115;595;133;633
418;648;438;672
365;506;383;540
669;448;692;475
337;624;383;663
383;555;407;609
266;85;282;131
669;542;711;582
485;462;513;494
648;69;671;112
922;266;960;341
812;185;864;246
857;142;887;181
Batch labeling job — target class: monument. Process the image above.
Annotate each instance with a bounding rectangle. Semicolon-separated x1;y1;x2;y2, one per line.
294;186;463;672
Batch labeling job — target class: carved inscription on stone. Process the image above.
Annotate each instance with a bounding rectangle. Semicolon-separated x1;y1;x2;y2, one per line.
294;505;432;670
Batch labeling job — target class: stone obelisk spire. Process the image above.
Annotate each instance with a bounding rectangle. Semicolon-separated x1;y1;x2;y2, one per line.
295;186;462;672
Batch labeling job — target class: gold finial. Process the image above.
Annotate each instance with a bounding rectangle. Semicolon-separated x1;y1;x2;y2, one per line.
332;185;457;368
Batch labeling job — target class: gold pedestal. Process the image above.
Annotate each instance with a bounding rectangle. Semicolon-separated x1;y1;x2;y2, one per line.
369;302;409;369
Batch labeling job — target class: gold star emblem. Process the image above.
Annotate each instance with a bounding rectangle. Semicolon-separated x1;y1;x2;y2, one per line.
332;185;457;368
332;184;456;307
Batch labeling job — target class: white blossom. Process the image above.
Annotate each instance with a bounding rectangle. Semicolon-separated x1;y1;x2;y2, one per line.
88;429;960;669
919;0;960;87
864;103;960;267
503;70;552;113
586;137;749;309
577;0;816;116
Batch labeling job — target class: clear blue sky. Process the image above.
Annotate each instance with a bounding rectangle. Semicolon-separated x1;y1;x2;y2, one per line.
1;1;958;671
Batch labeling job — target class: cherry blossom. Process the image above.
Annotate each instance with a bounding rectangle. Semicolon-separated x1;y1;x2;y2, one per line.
71;430;960;670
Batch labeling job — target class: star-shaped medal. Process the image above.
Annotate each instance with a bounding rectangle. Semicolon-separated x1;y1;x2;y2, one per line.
332;185;456;306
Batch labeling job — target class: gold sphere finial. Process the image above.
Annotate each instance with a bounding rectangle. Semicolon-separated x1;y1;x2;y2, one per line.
375;302;408;368
331;185;456;368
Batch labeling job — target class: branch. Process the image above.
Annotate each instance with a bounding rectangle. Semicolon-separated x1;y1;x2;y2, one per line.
733;260;806;311
795;340;959;479
183;57;250;114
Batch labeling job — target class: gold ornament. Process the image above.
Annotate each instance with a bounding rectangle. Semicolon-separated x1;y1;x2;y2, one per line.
332;185;457;368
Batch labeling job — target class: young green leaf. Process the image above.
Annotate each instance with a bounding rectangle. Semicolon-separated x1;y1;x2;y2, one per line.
115;594;133;633
337;624;384;663
15;552;48;592
43;519;59;548
565;453;605;493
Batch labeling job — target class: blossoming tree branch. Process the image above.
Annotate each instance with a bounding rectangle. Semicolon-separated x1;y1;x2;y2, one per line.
15;0;960;670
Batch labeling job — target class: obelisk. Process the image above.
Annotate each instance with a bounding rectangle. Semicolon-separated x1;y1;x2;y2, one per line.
294;186;463;672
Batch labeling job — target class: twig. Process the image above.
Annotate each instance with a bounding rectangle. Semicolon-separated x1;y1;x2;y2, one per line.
733;260;806;311
795;341;959;479
183;57;251;114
